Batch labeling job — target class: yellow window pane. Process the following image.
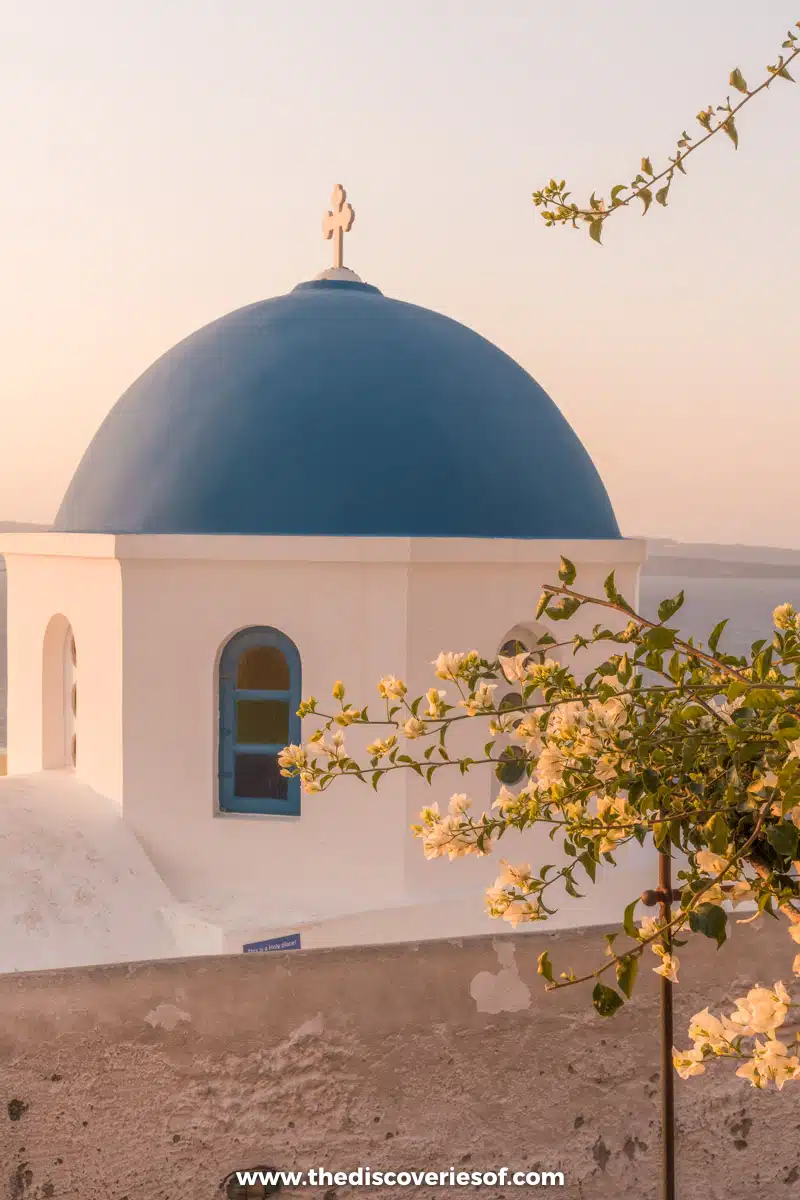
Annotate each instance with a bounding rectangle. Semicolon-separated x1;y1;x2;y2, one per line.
236;699;289;745
236;645;290;691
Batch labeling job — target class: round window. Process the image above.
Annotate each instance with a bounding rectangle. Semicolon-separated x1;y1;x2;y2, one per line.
496;745;526;785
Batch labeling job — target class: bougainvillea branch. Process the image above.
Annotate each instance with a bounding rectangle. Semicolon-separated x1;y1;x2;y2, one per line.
279;565;800;1088
533;21;800;243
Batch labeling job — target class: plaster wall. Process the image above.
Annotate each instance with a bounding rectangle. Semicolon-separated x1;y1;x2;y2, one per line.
2;550;122;802
1;919;797;1199
401;546;652;918
117;553;410;914
0;773;178;973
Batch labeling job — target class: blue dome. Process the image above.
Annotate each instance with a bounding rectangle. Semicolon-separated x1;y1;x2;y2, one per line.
54;279;620;539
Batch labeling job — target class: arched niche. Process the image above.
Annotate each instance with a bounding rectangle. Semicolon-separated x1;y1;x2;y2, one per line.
42;614;77;769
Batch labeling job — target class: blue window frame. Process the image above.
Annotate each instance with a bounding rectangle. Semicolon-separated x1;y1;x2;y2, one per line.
218;627;301;815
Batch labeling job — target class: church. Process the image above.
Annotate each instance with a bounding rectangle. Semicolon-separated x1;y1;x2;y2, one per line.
0;187;649;973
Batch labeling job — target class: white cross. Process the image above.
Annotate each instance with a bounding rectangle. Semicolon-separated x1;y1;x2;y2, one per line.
322;184;355;269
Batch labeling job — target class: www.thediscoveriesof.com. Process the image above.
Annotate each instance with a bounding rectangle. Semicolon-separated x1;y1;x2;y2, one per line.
233;1166;565;1188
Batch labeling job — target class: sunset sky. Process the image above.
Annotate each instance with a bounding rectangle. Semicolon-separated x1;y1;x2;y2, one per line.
1;0;798;545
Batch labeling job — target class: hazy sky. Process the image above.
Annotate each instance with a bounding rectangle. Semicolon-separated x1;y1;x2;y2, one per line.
1;1;798;544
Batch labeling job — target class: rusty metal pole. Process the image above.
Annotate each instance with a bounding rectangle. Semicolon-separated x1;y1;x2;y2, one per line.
658;835;676;1200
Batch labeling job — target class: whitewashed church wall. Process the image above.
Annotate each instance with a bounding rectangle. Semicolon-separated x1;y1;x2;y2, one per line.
400;552;652;924
117;556;412;914
2;553;123;802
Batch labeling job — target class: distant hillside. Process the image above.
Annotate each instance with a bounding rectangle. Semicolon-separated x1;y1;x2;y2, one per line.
0;522;51;533
642;539;800;579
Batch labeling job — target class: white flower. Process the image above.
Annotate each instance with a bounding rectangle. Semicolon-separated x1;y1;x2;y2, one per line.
525;657;560;684
492;785;518;811
512;714;543;753
735;1058;764;1088
593;755;619;783
424;688;448;718
299;769;322;793
447;793;471;817
378;675;407;700
773;602;797;630
737;1038;800;1090
688;1008;730;1051
501;898;541;927
402;717;426;739
496;860;532;888
535;745;566;788
653;953;679;983
498;652;530;683
460;681;498;716
673;1046;706;1079
639;916;660;941
366;736;396;758
433;651;477;681
695;849;730;876
277;744;307;774
727;985;789;1036
305;729;347;761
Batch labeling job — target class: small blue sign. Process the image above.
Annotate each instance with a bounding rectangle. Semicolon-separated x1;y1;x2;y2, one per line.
243;933;302;954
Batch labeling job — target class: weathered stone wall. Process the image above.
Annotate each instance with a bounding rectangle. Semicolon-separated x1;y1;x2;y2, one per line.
1;919;798;1199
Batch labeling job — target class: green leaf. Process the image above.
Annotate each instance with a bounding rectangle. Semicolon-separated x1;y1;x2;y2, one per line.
623;898;639;939
548;596;582;621
708;619;728;653
645;625;677;651
722;116;738;149
589;218;603;244
730;67;748;93
579;851;597;883
681;737;700;771
639;187;653;215
603;571;635;614
704;811;729;855
603;570;618;601
610;184;627;206
766;821;800;859
592;983;625;1017
641;157;653;175
689;903;727;948
558;556;577;585
616;955;639;999
537;951;554;983
653;819;670;851
642;767;661;794
535;591;550;620
658;591;685;623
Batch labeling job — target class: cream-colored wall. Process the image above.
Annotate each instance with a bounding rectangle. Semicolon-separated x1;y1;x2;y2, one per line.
118;555;410;913
0;533;649;946
2;921;796;1200
3;552;123;802
401;549;652;914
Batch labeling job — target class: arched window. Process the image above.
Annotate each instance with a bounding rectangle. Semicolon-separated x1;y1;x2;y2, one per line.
218;627;301;816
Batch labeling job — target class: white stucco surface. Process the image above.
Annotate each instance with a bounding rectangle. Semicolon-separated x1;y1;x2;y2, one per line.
0;771;178;972
0;532;649;972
